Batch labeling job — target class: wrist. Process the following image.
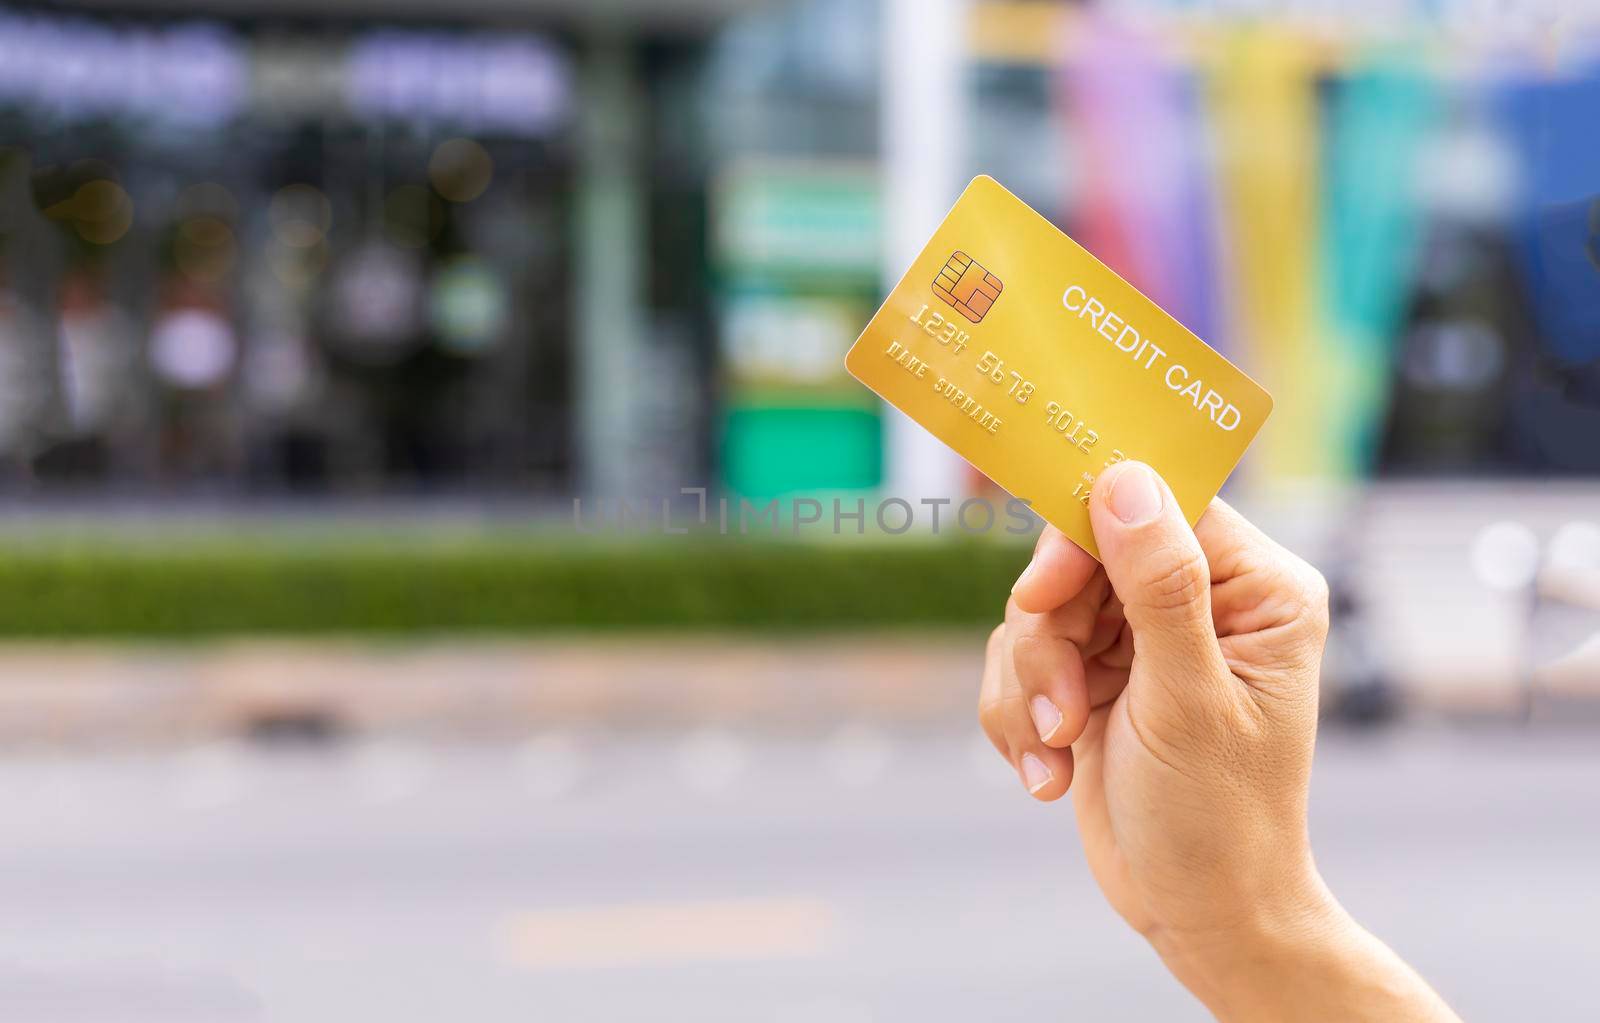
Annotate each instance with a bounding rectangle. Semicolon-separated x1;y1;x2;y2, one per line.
1152;870;1459;1023
1152;869;1357;1020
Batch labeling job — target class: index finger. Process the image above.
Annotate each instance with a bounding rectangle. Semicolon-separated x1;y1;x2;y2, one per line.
1011;524;1098;614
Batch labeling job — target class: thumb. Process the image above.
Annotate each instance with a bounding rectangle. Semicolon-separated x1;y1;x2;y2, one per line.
1089;462;1229;688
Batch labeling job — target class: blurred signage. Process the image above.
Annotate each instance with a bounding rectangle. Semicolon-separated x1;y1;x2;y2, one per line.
713;160;881;281
721;293;868;398
345;31;571;137
0;11;569;137
0;11;245;127
713;160;883;496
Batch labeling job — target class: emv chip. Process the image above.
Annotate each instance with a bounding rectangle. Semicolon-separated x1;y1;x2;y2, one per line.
934;251;1004;324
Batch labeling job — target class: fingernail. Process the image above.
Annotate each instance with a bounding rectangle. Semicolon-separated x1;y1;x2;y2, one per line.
1030;695;1062;741
1011;557;1038;595
1020;752;1052;794
1109;463;1163;525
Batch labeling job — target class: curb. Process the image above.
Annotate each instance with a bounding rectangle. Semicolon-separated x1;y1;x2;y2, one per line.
0;636;991;747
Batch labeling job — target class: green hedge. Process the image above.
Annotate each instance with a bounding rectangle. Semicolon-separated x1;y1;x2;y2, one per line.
0;533;1030;637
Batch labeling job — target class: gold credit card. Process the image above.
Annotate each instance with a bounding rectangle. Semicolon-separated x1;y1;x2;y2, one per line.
846;175;1273;559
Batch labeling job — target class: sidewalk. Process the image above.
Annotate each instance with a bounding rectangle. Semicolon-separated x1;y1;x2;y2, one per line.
0;637;993;747
2;630;1595;748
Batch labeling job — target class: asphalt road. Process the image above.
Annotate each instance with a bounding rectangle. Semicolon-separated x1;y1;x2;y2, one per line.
0;723;1594;1022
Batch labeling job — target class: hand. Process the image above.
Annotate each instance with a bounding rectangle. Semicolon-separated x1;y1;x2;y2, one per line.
979;461;1459;1021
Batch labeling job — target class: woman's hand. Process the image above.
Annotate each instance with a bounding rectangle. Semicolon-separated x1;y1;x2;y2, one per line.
979;461;1459;1022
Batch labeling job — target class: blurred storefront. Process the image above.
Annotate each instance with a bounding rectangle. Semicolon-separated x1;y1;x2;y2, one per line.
0;0;1597;506
0;0;734;498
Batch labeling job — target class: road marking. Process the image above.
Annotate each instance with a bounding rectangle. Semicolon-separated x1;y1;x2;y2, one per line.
821;722;893;787
498;897;837;970
676;728;747;794
347;743;432;805
171;742;248;810
513;731;585;799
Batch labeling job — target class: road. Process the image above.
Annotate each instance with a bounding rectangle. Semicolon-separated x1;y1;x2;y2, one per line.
0;724;1594;1021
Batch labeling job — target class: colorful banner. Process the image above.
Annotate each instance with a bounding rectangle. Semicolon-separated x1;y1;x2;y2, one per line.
1204;30;1325;481
1319;49;1441;477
